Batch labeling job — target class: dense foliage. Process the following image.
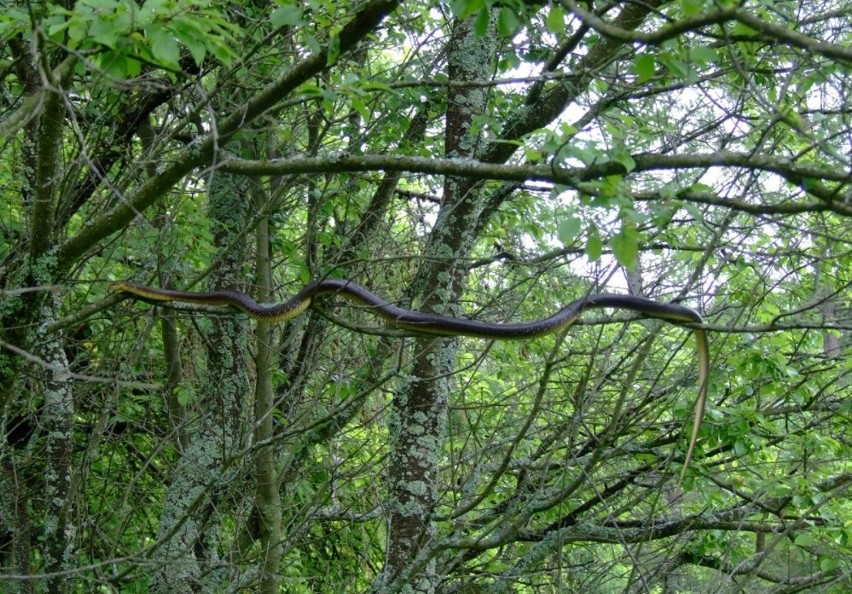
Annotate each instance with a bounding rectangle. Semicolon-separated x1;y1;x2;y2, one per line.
1;0;849;592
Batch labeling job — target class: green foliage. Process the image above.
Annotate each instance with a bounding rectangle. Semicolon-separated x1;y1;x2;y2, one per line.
632;54;655;83
556;214;581;246
44;0;237;76
270;4;304;28
1;0;850;592
611;225;639;269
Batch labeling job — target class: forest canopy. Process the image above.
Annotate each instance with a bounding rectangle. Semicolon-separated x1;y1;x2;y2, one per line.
1;0;850;592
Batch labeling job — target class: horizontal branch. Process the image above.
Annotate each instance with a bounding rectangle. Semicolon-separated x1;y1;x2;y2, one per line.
0;339;159;389
220;152;851;215
735;8;852;64
564;0;738;46
635;189;844;215
565;0;852;64
221;151;850;182
700;322;852;333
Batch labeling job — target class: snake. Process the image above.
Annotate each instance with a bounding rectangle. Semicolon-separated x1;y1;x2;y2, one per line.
111;278;709;483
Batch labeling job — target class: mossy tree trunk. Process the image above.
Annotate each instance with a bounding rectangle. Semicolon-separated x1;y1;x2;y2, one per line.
150;163;252;592
384;14;498;590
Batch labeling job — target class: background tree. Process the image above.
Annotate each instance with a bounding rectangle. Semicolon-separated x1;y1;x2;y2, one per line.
1;0;849;592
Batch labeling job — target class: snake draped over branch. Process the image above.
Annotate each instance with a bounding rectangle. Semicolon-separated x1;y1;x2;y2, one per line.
111;278;709;484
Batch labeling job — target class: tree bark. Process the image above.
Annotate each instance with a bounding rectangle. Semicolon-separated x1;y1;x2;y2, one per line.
384;14;497;590
253;184;282;594
150;163;251;593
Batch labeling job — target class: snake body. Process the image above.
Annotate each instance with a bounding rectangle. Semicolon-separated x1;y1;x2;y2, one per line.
111;279;708;483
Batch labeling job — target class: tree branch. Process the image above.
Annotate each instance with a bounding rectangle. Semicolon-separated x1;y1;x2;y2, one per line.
219;152;851;215
54;0;400;273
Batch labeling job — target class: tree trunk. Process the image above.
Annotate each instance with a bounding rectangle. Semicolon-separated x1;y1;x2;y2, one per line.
384;14;497;590
150;163;251;593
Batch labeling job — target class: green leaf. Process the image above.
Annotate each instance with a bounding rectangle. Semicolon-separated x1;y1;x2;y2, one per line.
207;38;236;64
449;0;485;19
800;177;819;190
680;0;704;18
351;96;371;122
633;54;655;83
794;532;816;547
100;51;130;79
303;32;321;54
546;6;564;34
299;83;323;97
68;19;89;46
612;227;638;269
689;182;714;193
497;7;520;36
176;385;197;406
557;216;582;246
651;204;676;227
147;24;180;67
471;114;498;135
47;19;72;37
326;35;341;66
474;8;490;37
586;226;602;261
141;0;171;16
169;16;207;60
689;46;717;65
733;21;758;37
659;53;689;78
683;202;704;223
271;5;302;28
523;146;543;161
613;151;636;173
359;81;394;93
89;17;123;49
